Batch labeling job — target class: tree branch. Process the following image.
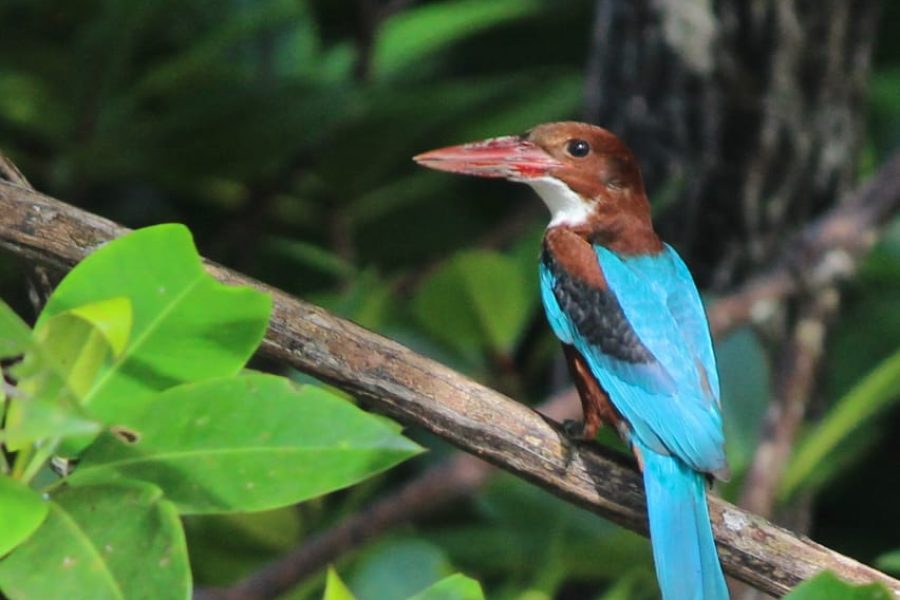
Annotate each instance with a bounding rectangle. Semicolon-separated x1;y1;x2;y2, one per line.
707;151;900;338
739;289;839;518
0;153;899;597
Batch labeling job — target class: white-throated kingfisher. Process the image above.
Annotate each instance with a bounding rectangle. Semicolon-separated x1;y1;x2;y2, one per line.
414;122;730;600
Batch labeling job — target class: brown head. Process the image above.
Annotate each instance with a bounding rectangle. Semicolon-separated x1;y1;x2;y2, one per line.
414;122;661;254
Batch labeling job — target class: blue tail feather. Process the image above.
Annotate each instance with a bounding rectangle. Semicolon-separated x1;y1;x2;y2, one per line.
640;442;729;600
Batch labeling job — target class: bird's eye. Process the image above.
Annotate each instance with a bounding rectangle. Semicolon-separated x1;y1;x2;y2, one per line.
566;139;591;158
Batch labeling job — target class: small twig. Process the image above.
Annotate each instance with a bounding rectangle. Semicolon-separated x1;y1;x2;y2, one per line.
738;289;840;518
0;154;31;188
196;458;490;600
192;390;580;600
1;162;900;597
0;152;56;316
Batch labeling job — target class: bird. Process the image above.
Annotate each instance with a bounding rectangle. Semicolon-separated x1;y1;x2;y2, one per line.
414;122;730;600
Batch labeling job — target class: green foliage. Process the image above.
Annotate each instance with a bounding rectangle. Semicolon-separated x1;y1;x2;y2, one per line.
427;474;654;597
68;374;421;514
350;539;456;600
0;476;48;557
39;225;271;445
0;301;31;355
876;549;900;575
0;481;189;600
716;327;771;478
782;571;893;599
780;348;900;499
413;250;536;358
323;564;484;600
0;225;422;599
1;0;899;597
406;574;485;600
323;568;356;600
375;0;540;77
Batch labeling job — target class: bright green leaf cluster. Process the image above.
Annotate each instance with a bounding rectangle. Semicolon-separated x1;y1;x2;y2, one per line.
0;224;422;599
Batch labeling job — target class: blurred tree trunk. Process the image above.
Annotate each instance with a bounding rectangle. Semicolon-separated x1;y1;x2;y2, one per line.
583;2;881;596
584;0;880;289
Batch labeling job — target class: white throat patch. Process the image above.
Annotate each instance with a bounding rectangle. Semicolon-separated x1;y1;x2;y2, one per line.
525;177;592;227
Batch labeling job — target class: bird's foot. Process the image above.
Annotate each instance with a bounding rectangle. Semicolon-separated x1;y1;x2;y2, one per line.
562;419;584;438
562;419;600;441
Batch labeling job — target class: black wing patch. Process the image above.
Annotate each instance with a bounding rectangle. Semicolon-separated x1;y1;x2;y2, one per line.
542;250;654;364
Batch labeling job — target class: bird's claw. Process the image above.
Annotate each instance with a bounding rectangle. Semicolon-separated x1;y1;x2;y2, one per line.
562;419;586;438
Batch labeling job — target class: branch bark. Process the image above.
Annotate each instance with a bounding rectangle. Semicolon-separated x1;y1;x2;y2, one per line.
203;143;900;598
1;171;899;597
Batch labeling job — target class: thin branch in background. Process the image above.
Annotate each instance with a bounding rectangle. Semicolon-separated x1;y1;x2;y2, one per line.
738;288;839;518
1;161;899;598
192;390;580;600
706;151;900;338
732;288;839;600
195;457;491;600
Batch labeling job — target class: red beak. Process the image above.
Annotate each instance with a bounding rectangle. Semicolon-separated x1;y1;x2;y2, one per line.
413;136;562;180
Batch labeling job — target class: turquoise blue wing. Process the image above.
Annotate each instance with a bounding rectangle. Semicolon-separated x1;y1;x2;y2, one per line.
659;244;720;401
539;247;727;475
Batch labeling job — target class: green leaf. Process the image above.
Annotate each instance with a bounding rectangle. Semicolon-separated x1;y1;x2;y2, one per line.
129;0;304;100
412;251;534;355
0;301;32;357
184;507;302;586
0;398;100;449
783;571;893;599
716;327;771;477
59;297;132;357
779;349;900;499
0;476;48;557
375;0;540;77
429;475;651;581
593;572;647;600
33;297;133;399
876;549;900;575
407;574;485;600
267;237;356;279
351;539;453;600
38;224;272;428
67;374;422;514
3;299;125;451
323;568;357;600
0;481;190;600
